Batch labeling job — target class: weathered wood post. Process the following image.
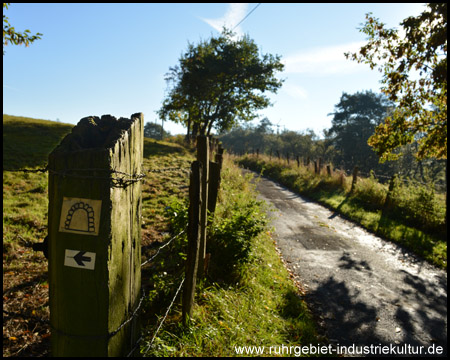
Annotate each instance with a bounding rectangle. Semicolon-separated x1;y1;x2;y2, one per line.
383;174;397;209
196;135;209;278
47;114;143;357
207;159;222;224
182;161;202;326
350;166;359;193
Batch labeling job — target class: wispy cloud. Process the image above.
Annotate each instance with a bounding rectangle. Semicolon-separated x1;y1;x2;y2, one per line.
201;3;249;37
282;83;308;100
283;41;367;76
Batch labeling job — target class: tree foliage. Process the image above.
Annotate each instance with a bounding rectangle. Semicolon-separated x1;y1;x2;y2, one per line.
3;3;42;55
144;122;171;140
345;3;447;161
325;90;394;173
158;28;284;142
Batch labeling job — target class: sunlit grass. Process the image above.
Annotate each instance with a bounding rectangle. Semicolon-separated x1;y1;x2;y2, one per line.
237;154;446;269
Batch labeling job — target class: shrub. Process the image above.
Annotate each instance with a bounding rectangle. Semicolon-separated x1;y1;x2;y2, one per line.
209;199;267;279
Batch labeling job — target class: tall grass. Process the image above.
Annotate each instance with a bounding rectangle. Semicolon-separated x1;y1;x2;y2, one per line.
237;154;447;269
142;155;322;356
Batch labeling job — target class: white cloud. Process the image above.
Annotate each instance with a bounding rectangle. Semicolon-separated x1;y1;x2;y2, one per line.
282;83;308;100
201;3;248;37
283;41;368;76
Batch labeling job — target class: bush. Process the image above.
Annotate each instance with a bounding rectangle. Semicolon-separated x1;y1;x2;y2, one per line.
209;199;267;279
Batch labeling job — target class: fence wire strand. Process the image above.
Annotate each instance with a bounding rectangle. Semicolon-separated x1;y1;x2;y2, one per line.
141;229;186;267
142;276;185;356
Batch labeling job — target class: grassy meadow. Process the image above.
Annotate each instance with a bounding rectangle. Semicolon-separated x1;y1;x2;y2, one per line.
3;115;322;357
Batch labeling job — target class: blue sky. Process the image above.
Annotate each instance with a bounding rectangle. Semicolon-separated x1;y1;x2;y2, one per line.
3;3;426;136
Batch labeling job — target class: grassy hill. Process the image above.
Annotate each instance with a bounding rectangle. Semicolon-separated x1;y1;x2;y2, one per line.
3;115;322;356
3;115;74;170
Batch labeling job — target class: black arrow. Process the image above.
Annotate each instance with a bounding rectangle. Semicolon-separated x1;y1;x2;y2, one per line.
73;251;91;266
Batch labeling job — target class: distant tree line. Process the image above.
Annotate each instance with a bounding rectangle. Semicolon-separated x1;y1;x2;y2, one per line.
219;90;446;186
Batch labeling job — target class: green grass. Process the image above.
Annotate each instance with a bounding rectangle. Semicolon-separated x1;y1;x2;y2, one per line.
3;115;321;357
3;114;74;170
141;156;323;357
237;154;447;269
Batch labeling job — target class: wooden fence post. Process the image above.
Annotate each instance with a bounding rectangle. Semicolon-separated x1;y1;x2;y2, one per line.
47;114;143;356
207;162;222;223
383;174;397;209
182;161;202;326
350;166;359;193
196;135;209;278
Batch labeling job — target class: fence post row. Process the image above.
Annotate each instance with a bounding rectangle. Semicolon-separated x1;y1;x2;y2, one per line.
47;113;143;357
182;137;223;324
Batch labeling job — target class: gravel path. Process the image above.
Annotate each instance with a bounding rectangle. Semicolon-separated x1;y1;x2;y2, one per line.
247;171;447;357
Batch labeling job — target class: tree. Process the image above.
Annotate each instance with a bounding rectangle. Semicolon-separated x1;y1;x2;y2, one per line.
345;3;446;162
325;91;394;173
144;122;170;140
3;3;42;55
158;28;284;142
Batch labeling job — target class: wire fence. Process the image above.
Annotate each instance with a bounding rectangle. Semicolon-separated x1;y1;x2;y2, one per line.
3;164;193;356
3;219;189;356
3;137;223;356
237;151;447;193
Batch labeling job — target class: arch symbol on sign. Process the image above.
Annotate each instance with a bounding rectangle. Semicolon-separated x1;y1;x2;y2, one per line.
59;197;102;236
64;202;96;233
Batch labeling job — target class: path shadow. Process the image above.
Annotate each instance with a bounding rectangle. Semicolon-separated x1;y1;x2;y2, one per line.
395;270;447;354
305;276;380;347
302;272;447;356
338;251;372;273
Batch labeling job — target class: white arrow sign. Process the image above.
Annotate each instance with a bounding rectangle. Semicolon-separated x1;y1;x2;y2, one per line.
64;249;96;270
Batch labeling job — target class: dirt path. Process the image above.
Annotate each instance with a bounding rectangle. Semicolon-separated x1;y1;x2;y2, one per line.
247;170;447;356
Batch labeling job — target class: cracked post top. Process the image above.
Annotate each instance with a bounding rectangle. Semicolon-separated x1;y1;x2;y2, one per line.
54;113;141;152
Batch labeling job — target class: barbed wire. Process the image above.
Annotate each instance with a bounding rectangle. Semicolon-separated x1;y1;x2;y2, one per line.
141;229;186;267
141;276;185;356
5;223;188;355
3;165;191;189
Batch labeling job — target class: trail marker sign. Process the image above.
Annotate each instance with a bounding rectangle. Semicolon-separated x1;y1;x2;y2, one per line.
48;113;143;356
64;249;96;270
59;197;102;236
